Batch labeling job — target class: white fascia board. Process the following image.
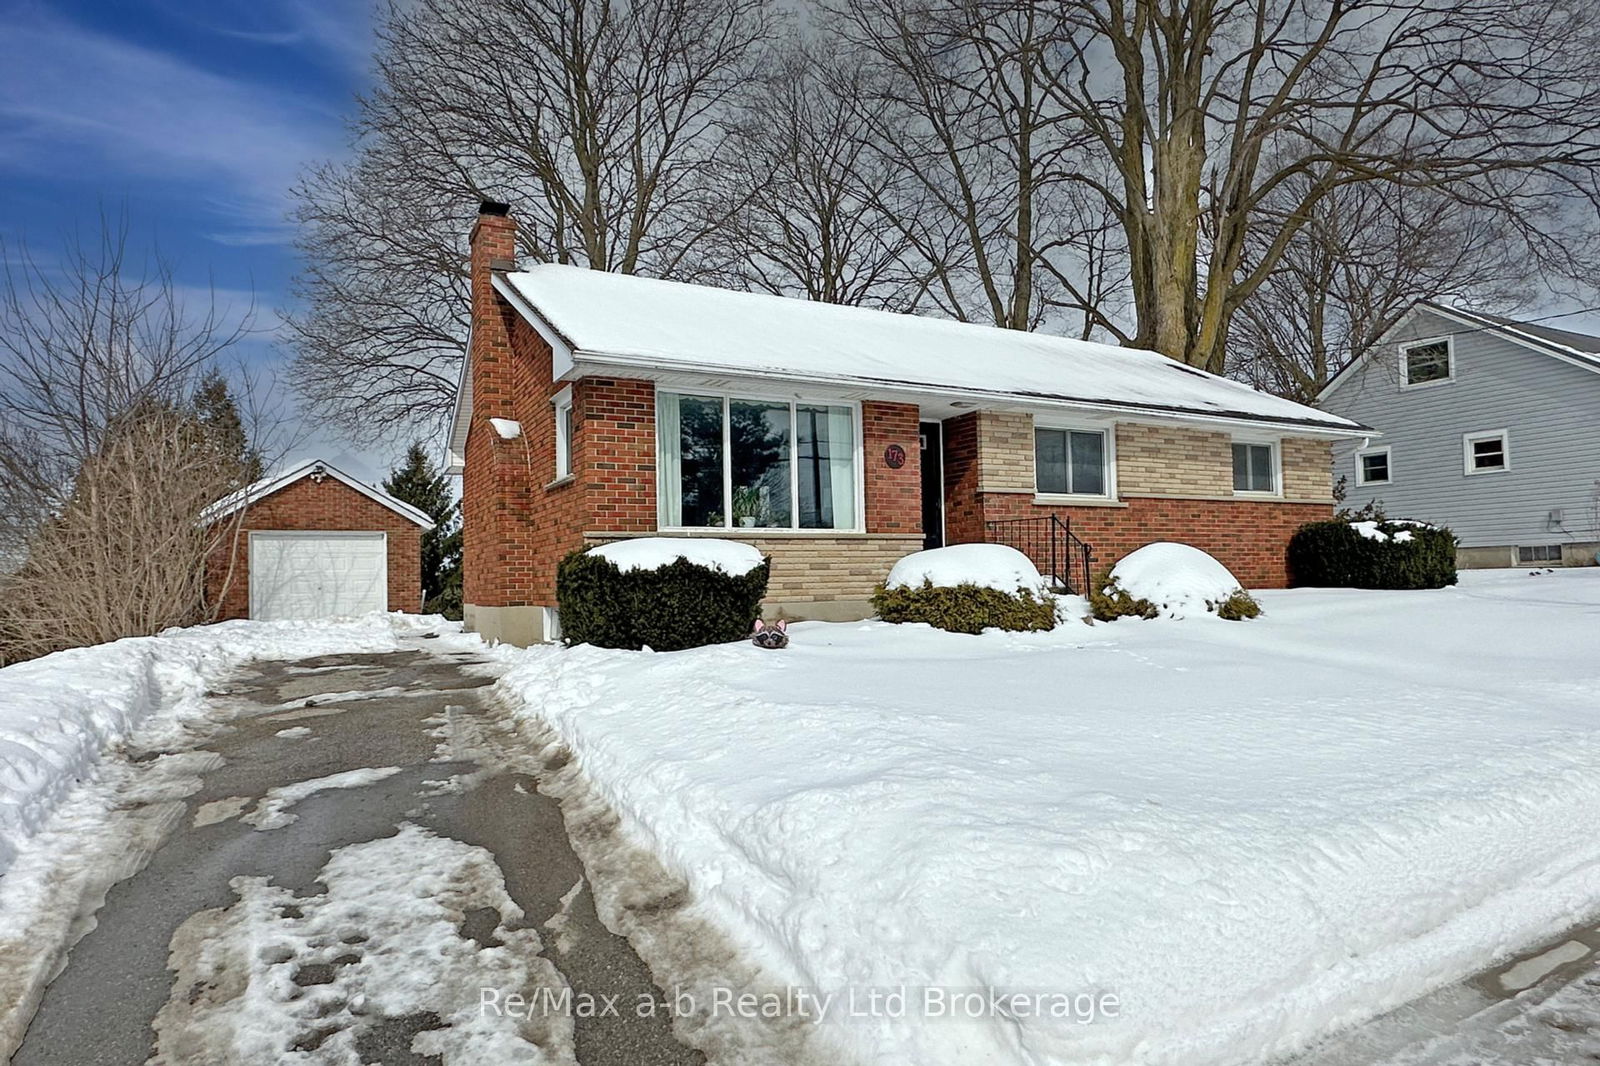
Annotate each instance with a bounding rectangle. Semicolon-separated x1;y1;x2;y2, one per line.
571;352;1372;440
492;273;576;379
204;459;437;530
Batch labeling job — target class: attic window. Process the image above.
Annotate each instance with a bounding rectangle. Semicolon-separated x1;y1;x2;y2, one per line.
1401;339;1452;387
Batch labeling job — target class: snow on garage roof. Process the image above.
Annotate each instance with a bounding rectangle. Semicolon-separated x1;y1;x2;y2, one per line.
495;265;1366;435
203;458;436;530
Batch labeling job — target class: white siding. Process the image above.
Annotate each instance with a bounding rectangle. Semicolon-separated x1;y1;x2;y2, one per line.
1322;309;1600;548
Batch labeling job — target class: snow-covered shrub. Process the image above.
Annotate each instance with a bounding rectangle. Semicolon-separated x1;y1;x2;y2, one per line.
1288;519;1456;590
872;545;1056;634
556;538;770;651
1090;542;1261;622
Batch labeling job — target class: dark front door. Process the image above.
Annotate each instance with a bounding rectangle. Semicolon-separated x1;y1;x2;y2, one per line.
920;421;944;550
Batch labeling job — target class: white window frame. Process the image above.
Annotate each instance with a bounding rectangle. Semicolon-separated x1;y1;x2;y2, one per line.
1462;428;1510;476
655;387;866;534
552;385;574;481
1032;419;1117;502
1399;336;1455;390
1517;544;1562;564
1356;445;1392;486
1230;437;1282;497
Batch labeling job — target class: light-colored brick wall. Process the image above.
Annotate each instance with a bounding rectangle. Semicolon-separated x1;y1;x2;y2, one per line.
1281;437;1333;501
583;531;922;607
1115;423;1233;496
975;411;1035;493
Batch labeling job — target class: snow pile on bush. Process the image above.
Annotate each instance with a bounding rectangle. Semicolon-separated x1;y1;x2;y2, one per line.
1350;519;1432;543
1094;542;1259;621
0;614;443;881
885;543;1048;593
589;536;764;576
877;545;1056;634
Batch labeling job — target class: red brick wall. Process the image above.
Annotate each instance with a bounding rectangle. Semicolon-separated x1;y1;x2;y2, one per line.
206;477;423;619
974;493;1329;589
584;378;657;534
938;412;1330;588
863;401;922;535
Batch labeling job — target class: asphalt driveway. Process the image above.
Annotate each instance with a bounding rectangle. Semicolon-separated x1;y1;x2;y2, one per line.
11;643;702;1066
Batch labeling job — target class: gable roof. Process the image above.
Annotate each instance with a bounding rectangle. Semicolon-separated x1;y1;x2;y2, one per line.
484;265;1364;436
1318;301;1600;402
203;458;436;530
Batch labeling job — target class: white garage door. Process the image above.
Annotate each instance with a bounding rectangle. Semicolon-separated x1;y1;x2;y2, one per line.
249;532;388;621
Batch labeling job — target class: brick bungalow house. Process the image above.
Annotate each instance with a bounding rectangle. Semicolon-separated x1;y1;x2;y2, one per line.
448;202;1369;645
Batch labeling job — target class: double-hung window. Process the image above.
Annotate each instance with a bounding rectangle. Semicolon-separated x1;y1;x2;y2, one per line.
1232;441;1277;494
1034;427;1109;497
657;392;859;530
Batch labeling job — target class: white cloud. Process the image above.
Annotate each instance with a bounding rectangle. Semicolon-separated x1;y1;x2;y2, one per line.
0;8;349;245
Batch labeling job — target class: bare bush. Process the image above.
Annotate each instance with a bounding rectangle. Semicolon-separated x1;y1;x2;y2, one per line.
0;219;269;663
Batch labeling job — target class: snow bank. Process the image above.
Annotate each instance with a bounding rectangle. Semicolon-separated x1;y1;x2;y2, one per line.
589;536;764;576
885;543;1047;593
1107;541;1246;618
496;570;1600;1066
0;614;443;880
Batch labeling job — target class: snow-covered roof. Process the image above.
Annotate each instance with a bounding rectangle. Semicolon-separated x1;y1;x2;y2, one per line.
1319;301;1600;402
493;266;1365;435
203;458;436;530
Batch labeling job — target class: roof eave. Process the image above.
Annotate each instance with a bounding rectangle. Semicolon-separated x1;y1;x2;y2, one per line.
572;351;1372;439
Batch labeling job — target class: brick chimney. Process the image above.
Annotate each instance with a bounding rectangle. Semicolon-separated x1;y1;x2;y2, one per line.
462;201;525;617
469;200;517;423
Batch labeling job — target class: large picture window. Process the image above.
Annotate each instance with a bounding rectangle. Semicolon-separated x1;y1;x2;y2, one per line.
1034;427;1108;497
658;393;858;530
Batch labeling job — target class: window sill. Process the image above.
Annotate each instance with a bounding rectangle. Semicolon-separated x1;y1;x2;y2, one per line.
1464;467;1510;476
1399;378;1454;391
655;526;870;537
1032;495;1128;508
544;474;576;490
1232;490;1283;500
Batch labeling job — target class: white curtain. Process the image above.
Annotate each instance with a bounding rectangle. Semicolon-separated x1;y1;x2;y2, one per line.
827;406;856;529
657;393;682;526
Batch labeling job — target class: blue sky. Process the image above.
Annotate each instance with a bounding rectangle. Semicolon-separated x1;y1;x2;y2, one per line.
0;0;394;478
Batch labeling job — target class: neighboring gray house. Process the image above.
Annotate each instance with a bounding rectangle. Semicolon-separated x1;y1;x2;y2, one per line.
1318;302;1600;568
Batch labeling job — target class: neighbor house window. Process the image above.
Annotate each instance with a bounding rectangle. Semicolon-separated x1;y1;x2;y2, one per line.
1034;427;1108;497
1232;442;1277;494
1518;544;1562;563
1357;446;1391;486
553;387;573;479
1401;339;1452;386
1463;429;1509;475
657;392;858;530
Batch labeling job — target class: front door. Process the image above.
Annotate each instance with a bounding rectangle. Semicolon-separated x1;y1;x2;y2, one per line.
920;421;945;550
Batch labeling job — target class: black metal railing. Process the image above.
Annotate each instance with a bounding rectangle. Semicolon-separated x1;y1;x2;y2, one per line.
984;515;1093;595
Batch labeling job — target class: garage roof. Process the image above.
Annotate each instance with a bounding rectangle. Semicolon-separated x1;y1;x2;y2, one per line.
204;459;436;530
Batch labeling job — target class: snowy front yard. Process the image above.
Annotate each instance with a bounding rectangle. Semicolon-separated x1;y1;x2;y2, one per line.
499;569;1600;1066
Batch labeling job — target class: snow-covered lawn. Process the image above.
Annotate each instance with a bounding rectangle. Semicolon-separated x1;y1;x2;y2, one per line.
0;614;445;881
498;569;1600;1066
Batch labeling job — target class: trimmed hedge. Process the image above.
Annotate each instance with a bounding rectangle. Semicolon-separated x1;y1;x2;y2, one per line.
556;549;771;651
1288;520;1457;590
872;580;1056;635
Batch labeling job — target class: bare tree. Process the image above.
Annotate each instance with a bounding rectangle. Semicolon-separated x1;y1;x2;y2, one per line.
1226;180;1538;400
0;221;272;662
288;0;782;437
828;0;1125;333
694;45;928;309
1031;0;1600;371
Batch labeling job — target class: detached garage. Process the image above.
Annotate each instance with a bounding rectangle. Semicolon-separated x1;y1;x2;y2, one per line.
205;459;434;621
